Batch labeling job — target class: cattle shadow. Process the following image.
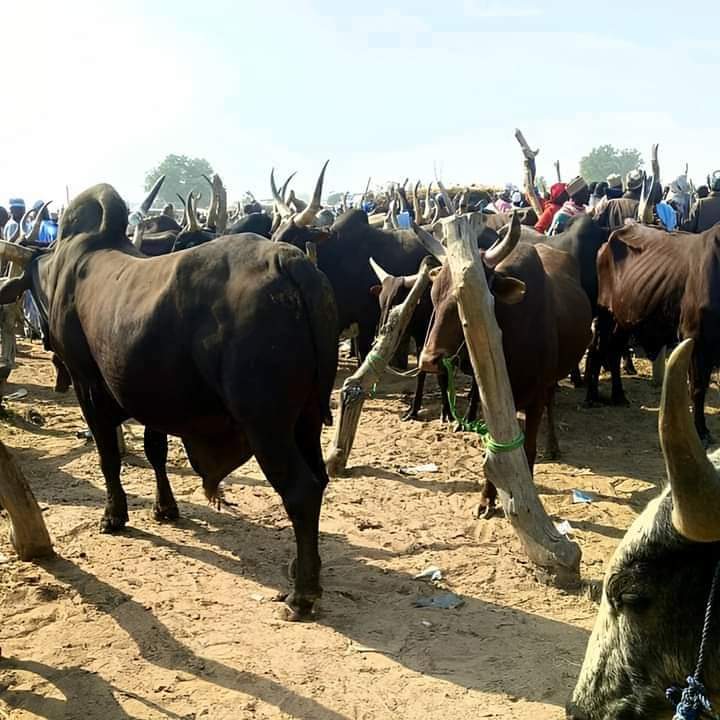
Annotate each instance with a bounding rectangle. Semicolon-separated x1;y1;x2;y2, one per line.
12;557;350;720
67;501;592;710
341;464;480;494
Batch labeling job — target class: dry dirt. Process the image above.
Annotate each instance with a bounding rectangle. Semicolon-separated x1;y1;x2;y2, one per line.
1;341;717;720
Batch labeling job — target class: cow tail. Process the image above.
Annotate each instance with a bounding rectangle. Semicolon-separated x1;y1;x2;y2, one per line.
279;250;339;425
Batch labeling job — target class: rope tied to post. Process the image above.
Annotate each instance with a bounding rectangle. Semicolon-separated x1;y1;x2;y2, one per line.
442;357;525;454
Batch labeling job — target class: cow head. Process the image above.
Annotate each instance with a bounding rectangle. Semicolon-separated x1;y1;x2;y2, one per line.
416;214;526;373
271;161;329;236
569;339;720;720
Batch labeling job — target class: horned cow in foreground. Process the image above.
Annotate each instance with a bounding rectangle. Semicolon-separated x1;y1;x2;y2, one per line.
569;340;720;720
0;184;339;619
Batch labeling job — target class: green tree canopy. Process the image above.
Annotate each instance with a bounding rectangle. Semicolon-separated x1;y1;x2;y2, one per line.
144;154;214;207
579;145;643;183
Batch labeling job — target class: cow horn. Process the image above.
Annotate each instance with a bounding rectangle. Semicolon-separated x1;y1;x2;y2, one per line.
361;176;372;208
204;175;217;229
0;239;34;266
412;221;446;261
485;211;521;267
660;339;720;542
141;175;165;215
280;171;297;203
437;178;456;214
295;160;329;227
186;193;200;232
24;201;53;244
369;256;391;283
176;193;188;227
402;272;419;288
397;188;408;214
412;181;422;222
638;173;656;225
271;168;293;218
424;182;434;222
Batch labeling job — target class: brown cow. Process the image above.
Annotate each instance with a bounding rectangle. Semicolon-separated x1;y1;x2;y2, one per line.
417;216;592;515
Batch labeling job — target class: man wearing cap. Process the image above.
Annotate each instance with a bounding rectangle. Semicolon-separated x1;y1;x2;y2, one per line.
596;169;644;231
683;171;720;233
3;198;25;241
606;174;624;200
548;175;590;235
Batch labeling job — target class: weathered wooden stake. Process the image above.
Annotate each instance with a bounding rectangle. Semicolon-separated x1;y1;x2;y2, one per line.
326;258;432;476
514;128;544;218
554;160;562;183
0;439;53;561
443;215;581;586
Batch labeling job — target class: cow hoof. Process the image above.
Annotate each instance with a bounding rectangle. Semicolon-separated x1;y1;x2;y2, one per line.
401;410;419;422
100;515;128;533
476;504;496;520
153;504;180;522
278;593;320;621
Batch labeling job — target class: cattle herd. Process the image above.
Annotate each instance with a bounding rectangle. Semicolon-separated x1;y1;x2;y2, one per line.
2;151;720;720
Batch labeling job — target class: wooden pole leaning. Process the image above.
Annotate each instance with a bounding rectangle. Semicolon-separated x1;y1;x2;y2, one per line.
442;215;581;587
0;439;53;561
326;258;433;477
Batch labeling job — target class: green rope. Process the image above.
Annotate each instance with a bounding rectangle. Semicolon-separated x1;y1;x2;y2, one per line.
442;358;525;454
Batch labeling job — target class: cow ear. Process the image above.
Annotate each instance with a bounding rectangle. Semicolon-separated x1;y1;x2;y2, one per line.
493;276;526;304
369;285;382;296
0;274;30;305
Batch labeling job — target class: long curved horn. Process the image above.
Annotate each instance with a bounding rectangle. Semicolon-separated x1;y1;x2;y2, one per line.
423;182;434;222
186;193;200;232
361;176;372;208
369;257;391;283
271;168;293;218
214;175;227;234
141;175;165;215
204;174;217;229
176;193;188;227
280;171;297;203
0;239;34;266
412;181;422;221
412;221;446;261
390;193;400;229
437;178;456;214
660;339;720;542
295;160;329;227
638;173;656;224
24;201;53;244
485;211;521;267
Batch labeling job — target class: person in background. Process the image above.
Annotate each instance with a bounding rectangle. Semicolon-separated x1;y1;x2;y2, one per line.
595;169;644;230
0;207;8;239
549;176;589;235
4;198;25;241
606;174;623;200
492;185;513;213
511;190;525;209
683;171;720;233
162;203;175;218
697;185;710;199
665;175;692;224
534;182;568;234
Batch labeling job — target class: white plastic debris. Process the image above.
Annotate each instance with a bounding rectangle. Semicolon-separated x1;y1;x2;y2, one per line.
414;566;443;582
555;520;574;536
572;489;593;504
402;463;439;474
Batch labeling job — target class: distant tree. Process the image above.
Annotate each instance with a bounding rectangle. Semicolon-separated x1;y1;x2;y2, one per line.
144;154;214;207
579;145;643;183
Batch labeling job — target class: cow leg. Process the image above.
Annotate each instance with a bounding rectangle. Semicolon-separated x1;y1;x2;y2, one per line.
92;423;128;532
438;367;452;423
466;379;479;422
690;349;713;447
569;363;584;388
402;371;426;421
608;331;630;406
544;389;560;460
144;428;179;521
523;399;543;471
584;318;603;406
52;354;72;393
247;423;324;619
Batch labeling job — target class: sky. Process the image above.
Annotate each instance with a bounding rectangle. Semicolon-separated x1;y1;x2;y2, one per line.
2;0;719;206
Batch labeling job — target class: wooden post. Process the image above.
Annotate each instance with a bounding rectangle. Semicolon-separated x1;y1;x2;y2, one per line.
514;128;544;218
553;160;562;183
0;439;53;561
326;258;432;476
442;215;581;586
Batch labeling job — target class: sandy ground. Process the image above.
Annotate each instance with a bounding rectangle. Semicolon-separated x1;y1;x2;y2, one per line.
1;340;717;720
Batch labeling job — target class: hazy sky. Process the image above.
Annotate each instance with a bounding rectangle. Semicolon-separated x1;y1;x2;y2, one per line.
2;1;717;206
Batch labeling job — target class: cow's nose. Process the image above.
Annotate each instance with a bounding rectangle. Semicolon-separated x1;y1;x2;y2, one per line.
565;701;588;720
418;349;440;374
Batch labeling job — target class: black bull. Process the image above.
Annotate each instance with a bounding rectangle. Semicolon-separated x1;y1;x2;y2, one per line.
0;183;339;619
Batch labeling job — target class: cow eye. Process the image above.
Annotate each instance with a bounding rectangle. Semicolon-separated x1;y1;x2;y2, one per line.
618;592;649;611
